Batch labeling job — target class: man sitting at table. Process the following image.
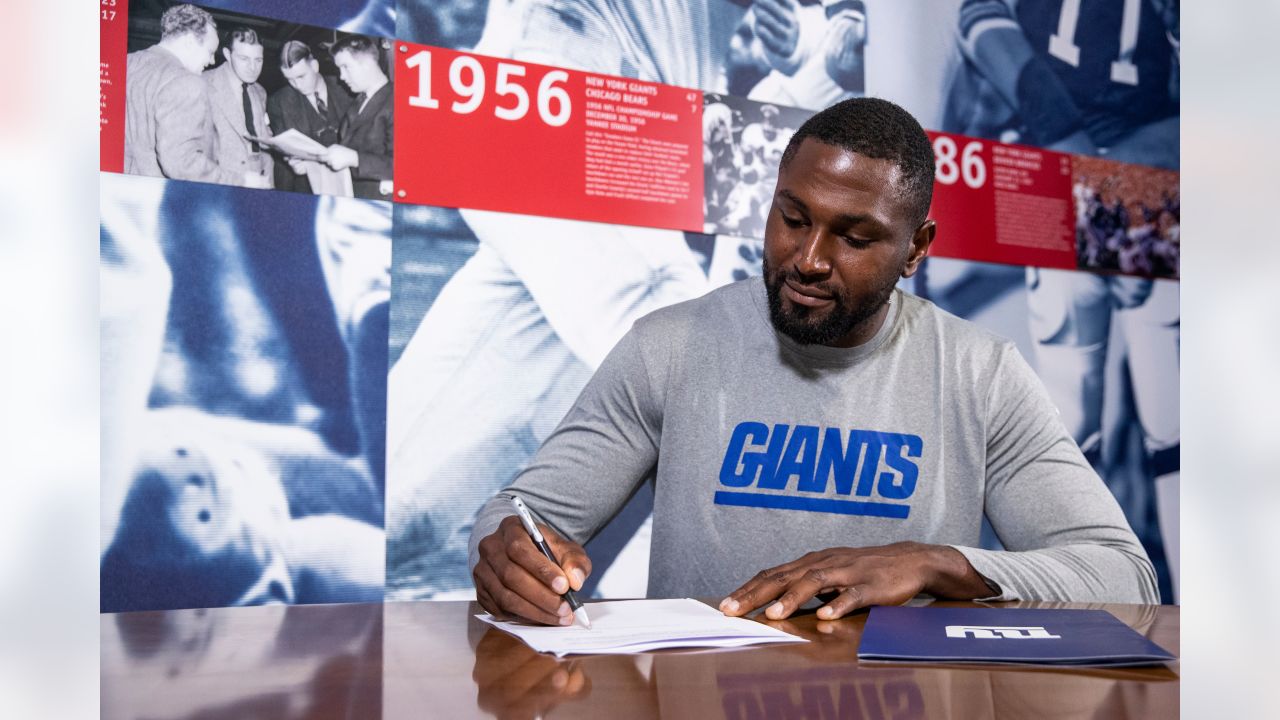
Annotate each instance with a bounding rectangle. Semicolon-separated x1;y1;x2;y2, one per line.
467;97;1158;626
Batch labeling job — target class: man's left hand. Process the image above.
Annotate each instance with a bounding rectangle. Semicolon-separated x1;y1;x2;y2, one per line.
719;542;995;621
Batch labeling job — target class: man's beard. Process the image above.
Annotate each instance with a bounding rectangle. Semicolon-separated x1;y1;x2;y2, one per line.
762;257;897;346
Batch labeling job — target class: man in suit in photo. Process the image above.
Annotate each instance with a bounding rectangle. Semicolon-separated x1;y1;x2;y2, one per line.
203;27;273;189
125;4;262;187
267;41;355;194
321;34;394;200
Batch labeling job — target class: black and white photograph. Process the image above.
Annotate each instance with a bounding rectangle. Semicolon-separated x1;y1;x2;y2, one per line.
100;172;391;612
123;2;394;199
702;93;812;239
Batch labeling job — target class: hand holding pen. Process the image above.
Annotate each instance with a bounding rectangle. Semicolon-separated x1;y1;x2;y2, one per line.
510;497;592;629
472;497;594;628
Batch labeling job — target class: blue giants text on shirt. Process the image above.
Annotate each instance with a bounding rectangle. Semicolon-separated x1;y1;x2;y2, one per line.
715;422;922;519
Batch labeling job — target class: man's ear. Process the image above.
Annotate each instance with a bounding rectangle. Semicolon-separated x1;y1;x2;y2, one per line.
901;219;936;278
222;47;231;62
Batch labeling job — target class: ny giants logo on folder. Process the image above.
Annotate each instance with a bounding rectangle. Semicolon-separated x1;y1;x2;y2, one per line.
945;626;1063;640
714;422;921;519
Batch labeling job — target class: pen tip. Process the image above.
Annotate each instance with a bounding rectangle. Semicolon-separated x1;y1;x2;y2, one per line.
574;607;592;630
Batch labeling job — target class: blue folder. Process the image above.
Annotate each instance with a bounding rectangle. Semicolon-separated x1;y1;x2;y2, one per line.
857;606;1176;667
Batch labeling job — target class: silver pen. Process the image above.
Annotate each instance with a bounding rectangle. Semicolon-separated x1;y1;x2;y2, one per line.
510;497;592;629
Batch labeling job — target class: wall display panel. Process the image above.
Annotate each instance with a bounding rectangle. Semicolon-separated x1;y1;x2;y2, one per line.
100;0;1180;611
100;2;1179;276
387;1;1173;279
394;42;706;230
102;2;395;199
100;173;390;612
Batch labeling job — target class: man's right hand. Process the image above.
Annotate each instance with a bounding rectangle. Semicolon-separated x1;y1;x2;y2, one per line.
473;514;592;626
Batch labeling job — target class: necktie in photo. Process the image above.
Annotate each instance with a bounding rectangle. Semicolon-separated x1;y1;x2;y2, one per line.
315;93;327;117
242;82;260;152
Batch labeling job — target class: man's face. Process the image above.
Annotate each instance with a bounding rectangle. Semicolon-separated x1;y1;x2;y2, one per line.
224;38;264;84
177;27;219;74
281;58;322;96
334;49;377;94
762;139;932;347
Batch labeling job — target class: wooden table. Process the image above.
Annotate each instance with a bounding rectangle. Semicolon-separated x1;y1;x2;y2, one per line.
102;599;1178;719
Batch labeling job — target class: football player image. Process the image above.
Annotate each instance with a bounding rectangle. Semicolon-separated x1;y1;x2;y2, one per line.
948;0;1179;166
386;209;746;600
938;0;1181;600
744;0;869;107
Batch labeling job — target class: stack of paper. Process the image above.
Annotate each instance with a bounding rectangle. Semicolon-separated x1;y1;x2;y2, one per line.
477;598;807;657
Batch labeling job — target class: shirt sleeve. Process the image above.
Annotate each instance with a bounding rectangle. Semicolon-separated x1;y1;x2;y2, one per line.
468;321;664;571
950;343;1160;604
155;73;240;185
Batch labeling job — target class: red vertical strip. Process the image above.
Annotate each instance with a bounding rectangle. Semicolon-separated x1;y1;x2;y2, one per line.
99;0;130;172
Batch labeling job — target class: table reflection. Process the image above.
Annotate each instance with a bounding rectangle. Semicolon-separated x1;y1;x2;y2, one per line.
104;600;1176;720
102;603;381;720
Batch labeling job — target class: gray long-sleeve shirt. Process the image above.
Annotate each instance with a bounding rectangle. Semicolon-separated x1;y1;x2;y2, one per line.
469;278;1158;604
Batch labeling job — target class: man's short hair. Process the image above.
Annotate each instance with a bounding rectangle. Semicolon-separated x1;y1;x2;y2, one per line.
329;34;381;61
780;97;935;227
225;27;262;49
159;3;215;41
280;40;315;69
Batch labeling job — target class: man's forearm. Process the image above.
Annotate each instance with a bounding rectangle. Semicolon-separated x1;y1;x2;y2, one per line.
951;544;1159;604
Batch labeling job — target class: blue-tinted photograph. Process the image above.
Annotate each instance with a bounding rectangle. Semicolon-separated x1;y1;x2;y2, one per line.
100;173;390;611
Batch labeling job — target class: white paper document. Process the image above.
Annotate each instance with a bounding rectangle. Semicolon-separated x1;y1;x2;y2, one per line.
250;129;328;160
476;598;808;657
